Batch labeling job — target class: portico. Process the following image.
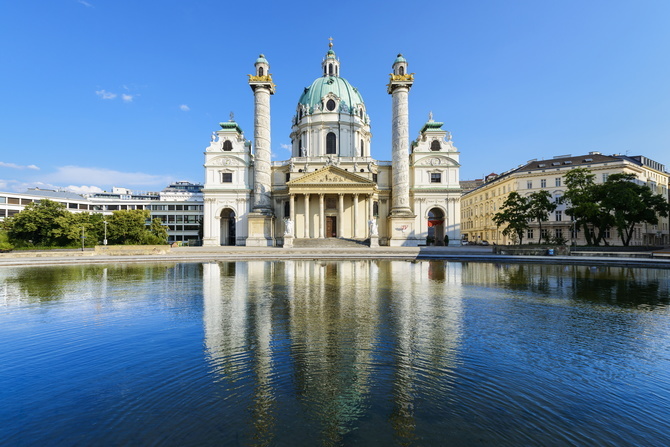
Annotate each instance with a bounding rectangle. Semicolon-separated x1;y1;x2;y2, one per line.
285;166;377;240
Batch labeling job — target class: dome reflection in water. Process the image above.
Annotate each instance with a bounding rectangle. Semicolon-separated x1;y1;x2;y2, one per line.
1;261;669;446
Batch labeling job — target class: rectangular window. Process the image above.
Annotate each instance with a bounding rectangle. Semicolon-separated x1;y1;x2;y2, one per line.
8;197;20;205
0;197;5;204
168;205;175;211
21;198;33;205
540;179;547;188
69;203;78;209
372;173;378;183
555;210;562;221
0;209;6;217
430;173;442;183
602;173;609;183
527;180;533;189
527;229;534;240
555;177;562;187
221;172;233;183
555;229;563;239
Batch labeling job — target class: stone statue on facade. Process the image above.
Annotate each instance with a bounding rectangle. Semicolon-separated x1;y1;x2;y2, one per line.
369;217;378;237
284;218;293;236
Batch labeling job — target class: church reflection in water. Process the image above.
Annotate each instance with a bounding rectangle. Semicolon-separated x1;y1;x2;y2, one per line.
202;260;464;444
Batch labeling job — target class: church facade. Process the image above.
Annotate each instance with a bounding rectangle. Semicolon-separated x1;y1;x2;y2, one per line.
202;43;462;247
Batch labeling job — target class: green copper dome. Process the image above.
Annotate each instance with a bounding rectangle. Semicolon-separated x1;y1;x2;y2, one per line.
255;54;268;65
393;53;406;65
298;76;364;112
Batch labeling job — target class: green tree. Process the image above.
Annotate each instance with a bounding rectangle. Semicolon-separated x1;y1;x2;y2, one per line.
493;191;530;245
527;190;558;243
106;210;168;245
601;173;670;246
0;230;13;252
3;199;72;247
561;168;612;246
143;218;169;245
107;209;150;244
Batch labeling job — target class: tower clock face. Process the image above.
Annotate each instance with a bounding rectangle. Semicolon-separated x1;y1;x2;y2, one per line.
326;99;336;111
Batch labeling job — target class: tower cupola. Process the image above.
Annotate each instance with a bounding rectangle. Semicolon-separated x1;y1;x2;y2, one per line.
254;54;270;78
392;53;408;76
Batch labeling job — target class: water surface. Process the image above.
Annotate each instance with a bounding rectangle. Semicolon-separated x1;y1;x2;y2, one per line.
1;261;669;446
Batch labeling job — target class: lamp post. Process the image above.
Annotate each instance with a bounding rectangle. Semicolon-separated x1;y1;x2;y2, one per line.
81;226;85;251
103;220;108;246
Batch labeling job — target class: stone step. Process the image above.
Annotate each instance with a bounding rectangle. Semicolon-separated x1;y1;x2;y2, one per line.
292;238;370;248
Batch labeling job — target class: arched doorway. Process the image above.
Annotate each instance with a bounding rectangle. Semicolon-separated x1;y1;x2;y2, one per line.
220;208;236;246
427;208;445;245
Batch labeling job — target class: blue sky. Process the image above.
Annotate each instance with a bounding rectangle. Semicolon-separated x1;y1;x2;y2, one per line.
1;0;669;193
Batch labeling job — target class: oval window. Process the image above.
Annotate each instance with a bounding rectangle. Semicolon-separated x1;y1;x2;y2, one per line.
326;99;336;111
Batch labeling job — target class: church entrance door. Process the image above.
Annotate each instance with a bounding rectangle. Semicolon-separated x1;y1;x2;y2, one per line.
220;208;236;246
326;216;337;238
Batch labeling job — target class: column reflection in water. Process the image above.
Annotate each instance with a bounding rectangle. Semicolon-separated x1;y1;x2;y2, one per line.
382;261;463;442
287;260;380;442
202;260;464;444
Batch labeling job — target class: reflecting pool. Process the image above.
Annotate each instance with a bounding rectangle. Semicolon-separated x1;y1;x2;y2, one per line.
1;261;670;446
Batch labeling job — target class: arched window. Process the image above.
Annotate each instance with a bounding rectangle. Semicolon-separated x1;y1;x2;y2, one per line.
326;132;337;154
430;140;441;151
399;66;405;75
328;64;333;75
258;67;264;76
223;140;233;151
360;139;364;156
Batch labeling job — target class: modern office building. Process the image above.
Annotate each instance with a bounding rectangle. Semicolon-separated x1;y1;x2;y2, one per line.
0;182;204;245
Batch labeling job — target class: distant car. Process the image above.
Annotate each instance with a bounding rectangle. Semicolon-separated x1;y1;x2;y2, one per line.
461;240;469;245
480;240;490;246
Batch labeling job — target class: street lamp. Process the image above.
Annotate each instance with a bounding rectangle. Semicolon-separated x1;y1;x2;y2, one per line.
81;226;85;251
103;220;108;246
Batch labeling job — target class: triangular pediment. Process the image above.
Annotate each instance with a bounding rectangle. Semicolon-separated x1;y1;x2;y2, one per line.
288;166;375;186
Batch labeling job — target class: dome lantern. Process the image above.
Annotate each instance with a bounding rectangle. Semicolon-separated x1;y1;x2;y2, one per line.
321;37;340;77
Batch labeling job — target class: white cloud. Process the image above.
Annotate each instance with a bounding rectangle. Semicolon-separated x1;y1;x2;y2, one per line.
78;0;93;7
121;94;133;102
65;185;105;194
0;161;40;170
180;104;190;112
96;89;117;100
280;143;291;151
44;166;173;188
0;179;59;193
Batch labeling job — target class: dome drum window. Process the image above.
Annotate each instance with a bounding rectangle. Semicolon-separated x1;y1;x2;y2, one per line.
326;132;337;154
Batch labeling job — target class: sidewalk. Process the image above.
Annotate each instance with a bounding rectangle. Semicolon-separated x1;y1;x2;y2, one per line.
1;245;669;268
